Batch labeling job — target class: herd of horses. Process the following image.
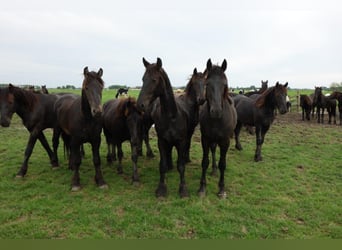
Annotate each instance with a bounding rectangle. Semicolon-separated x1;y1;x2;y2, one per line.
299;87;342;125
0;58;295;198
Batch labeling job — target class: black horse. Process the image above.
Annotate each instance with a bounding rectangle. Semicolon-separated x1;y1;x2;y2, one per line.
54;67;107;191
102;97;143;183
0;84;60;177
198;59;237;198
244;80;268;97
300;94;313;121
233;82;288;162
313;87;336;124
137;57;205;198
115;87;129;98
329;91;342;125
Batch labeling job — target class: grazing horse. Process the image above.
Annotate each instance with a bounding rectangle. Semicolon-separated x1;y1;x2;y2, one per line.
233;82;288;162
115;87;129;98
313;87;336;124
54;67;107;191
0;84;59;177
102;97;143;183
198;59;237;198
300;94;313;121
329;91;342;125
137;57;205;198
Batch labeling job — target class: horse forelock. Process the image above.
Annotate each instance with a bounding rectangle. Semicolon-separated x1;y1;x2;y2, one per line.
83;71;104;88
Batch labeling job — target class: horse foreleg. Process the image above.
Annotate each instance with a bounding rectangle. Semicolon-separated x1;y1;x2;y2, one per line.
91;139;107;189
69;141;81;191
156;138;169;197
16;131;39;177
217;141;229;199
210;143;217;176
117;143;124;174
143;129;154;158
254;125;269;162
52;127;61;167
130;140;140;184
198;136;209;197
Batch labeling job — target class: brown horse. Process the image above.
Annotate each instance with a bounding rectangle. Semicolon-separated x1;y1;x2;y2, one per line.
54;67;107;191
329;91;342;125
233;82;288;161
137;58;205;198
0;84;60;177
102;97;143;183
300;94;313;121
313;87;336;124
198;59;237;198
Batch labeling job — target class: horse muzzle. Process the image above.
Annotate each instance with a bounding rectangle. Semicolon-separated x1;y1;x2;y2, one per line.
210;108;223;119
0;118;11;127
91;106;103;118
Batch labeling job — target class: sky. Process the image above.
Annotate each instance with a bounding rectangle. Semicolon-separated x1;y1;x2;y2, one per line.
0;0;341;89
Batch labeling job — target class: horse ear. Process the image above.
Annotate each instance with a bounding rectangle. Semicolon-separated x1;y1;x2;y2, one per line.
83;67;89;76
142;57;150;68
275;81;279;87
193;68;197;75
97;68;103;78
8;83;14;92
156;58;162;69
221;59;227;72
206;59;212;71
284;82;288;87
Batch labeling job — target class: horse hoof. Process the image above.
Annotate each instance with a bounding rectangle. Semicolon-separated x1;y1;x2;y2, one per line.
71;186;81;192
132;180;140;187
180;190;190;198
235;145;243;151
99;184;108;190
15;174;24;179
217;191;227;199
51;166;60;171
198;191;206;198
155;185;167;198
210;170;218;177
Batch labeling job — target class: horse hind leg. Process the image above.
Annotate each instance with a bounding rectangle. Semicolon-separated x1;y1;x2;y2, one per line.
234;122;243;151
176;145;189;198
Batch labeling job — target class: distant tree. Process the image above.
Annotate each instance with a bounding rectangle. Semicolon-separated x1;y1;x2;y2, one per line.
330;82;342;91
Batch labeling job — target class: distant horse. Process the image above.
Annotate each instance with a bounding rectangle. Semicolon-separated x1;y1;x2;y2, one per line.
54;67;107;191
41;85;49;94
0;84;60;177
137;57;205;198
233;82;288;162
313;87;336;124
329;91;342;125
300;94;313;121
115;87;129;98
244;80;268;97
198;59;237;198
102;97;143;183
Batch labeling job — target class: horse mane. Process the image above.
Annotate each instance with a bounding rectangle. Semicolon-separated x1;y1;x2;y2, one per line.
10;85;38;111
254;86;275;108
115;97;139;117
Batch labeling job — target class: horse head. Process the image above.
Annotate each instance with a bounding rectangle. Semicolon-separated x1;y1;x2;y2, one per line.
185;68;206;105
204;58;228;119
274;82;288;114
137;57;165;112
82;67;104;118
0;84;16;127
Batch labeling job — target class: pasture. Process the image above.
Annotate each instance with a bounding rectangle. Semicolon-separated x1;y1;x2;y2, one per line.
0;88;341;239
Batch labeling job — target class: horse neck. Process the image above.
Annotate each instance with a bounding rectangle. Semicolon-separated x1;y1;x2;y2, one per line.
158;72;177;117
263;89;278;114
81;89;92;119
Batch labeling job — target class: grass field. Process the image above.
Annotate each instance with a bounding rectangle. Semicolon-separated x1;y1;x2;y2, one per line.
0;88;341;239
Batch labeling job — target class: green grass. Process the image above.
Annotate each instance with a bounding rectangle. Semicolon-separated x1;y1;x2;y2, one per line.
0;89;341;239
